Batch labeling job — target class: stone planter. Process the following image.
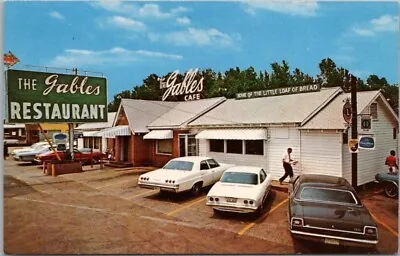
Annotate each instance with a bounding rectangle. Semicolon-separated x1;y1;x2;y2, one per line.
45;161;83;176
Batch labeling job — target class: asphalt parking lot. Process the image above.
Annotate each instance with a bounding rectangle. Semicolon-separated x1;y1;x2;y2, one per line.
3;158;399;254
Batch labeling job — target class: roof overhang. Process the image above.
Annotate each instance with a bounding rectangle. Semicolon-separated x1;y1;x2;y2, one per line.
94;125;132;138
143;129;173;140
195;128;267;140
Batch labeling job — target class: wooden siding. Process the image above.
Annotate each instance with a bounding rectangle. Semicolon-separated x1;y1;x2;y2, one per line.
300;130;342;177
342;97;399;185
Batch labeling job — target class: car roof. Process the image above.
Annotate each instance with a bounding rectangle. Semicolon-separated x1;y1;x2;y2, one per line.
298;174;352;189
170;156;213;162
224;166;262;174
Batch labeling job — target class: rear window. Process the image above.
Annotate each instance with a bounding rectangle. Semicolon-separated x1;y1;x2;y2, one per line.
220;172;258;185
299;187;357;205
163;161;194;171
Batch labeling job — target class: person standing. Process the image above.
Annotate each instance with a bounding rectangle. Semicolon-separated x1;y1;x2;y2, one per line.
385;150;399;173
279;147;297;185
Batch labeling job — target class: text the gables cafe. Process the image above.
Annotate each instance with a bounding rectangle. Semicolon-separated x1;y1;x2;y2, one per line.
102;69;399;186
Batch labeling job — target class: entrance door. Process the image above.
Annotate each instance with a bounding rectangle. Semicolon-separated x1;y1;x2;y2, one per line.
120;136;130;162
179;134;198;157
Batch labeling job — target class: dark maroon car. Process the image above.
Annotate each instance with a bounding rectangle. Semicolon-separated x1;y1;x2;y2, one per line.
288;174;378;248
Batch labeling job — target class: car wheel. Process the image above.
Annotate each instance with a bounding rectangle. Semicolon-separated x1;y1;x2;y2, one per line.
191;182;202;196
384;183;398;198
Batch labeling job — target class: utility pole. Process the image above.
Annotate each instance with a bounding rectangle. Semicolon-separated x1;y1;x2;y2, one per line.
350;74;358;188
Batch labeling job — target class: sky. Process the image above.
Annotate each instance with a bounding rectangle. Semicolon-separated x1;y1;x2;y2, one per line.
4;1;399;103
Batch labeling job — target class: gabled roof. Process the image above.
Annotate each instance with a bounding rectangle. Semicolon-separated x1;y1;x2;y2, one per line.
300;90;399;130
148;97;226;129
188;87;341;127
116;99;178;133
76;112;116;130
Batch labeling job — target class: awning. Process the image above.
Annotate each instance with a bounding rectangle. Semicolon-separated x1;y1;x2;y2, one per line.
94;125;132;138
195;129;267;140
82;131;100;137
143;130;173;140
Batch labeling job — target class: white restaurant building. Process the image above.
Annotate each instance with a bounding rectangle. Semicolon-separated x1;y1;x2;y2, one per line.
188;87;399;186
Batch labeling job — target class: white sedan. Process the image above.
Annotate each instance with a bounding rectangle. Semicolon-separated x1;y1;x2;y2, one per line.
138;156;234;196
206;166;272;214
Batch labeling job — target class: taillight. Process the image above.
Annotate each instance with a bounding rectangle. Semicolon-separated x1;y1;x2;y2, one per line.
249;201;254;205
244;200;248;204
291;218;303;227
215;198;219;202
365;226;377;235
209;197;214;201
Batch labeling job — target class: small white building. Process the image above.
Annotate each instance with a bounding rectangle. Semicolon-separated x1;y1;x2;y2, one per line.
188;87;399;186
75;112;116;152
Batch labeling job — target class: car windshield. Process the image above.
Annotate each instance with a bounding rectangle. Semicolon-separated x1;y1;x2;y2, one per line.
163;161;194;171
220;172;258;185
299;187;358;205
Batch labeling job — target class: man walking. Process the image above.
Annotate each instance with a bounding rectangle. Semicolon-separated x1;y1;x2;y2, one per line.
279;147;297;185
385;150;398;173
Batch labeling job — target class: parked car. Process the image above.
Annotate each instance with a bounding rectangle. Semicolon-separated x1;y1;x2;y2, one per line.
34;148;105;165
13;144;53;163
288;174;378;248
375;171;398;198
138;156;234;196
11;141;49;156
206;166;272;215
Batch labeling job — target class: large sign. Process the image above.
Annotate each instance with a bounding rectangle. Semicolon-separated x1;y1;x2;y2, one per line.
236;84;320;100
159;68;204;101
6;69;107;123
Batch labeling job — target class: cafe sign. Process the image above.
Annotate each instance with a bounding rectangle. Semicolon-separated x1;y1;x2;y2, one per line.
6;69;108;123
236;84;321;99
159;68;204;101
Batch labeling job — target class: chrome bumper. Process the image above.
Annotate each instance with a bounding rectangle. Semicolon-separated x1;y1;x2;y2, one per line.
206;203;258;213
138;182;179;192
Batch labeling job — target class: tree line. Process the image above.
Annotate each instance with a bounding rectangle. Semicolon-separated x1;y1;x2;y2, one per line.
108;58;398;113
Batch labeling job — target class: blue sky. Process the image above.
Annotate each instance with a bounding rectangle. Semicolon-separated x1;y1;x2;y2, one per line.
4;1;399;102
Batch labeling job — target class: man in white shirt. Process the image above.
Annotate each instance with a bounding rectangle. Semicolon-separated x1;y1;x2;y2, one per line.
279;147;297;185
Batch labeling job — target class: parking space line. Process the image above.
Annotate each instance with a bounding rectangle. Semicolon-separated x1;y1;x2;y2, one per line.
95;179;132;189
237;198;289;236
167;196;207;216
125;190;158;200
370;213;398;237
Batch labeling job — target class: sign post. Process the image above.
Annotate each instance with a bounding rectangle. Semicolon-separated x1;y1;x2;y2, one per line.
350;74;358;188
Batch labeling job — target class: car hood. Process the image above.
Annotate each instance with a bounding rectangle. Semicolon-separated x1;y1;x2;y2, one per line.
208;182;259;199
298;201;371;232
142;168;195;182
17;148;50;156
12;148;33;154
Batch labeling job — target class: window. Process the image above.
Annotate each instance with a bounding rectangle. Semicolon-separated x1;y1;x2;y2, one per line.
260;169;267;183
370;103;378;119
299;187;357;205
220;172;258;185
163;160;194;171
200;161;210;170
394;128;397;140
245;140;264;155
157;139;172;155
94;138;100;149
342;132;348;144
207;159;220;169
227;140;243;154
210;139;224;152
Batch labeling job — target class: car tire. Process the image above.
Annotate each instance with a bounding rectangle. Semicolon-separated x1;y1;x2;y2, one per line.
191;182;202;196
384;183;398;198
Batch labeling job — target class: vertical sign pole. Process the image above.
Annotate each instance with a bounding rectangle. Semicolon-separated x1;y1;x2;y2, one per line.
69;68;77;160
351;75;358;188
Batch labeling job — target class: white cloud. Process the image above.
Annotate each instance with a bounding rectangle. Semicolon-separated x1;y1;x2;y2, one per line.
49;11;64;20
176;16;191;25
244;0;318;17
351;69;372;79
352;14;399;37
49;47;183;67
91;1;189;19
107;16;146;31
149;28;241;47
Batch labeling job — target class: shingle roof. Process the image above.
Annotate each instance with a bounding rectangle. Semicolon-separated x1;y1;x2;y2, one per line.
188;87;341;127
148;97;226;128
76;112;116;130
300;90;383;130
119;99;178;133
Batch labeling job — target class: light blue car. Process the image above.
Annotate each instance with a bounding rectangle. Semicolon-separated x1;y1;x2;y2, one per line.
375;171;399;198
13;144;53;163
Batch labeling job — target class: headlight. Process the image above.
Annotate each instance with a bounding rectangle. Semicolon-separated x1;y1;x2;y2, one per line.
365;226;377;235
291;218;303;227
